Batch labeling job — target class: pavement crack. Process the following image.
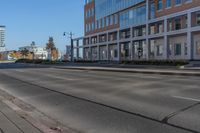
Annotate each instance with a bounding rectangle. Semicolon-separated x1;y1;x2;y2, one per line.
162;102;200;124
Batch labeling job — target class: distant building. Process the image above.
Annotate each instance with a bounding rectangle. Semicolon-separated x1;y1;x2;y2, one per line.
65;45;71;61
0;50;19;61
0;26;6;52
19;44;48;60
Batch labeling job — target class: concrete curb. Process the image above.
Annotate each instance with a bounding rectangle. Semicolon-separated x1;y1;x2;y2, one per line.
13;63;200;76
54;67;200;77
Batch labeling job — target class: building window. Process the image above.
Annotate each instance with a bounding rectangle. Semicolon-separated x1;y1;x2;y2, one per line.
158;23;163;33
120;29;130;39
185;16;188;28
102;18;105;28
124;45;129;57
108;32;117;41
175;0;182;5
100;48;107;60
196;13;200;25
150;40;155;58
95;21;98;29
166;0;171;8
157;0;163;10
156;45;163;56
114;49;118;58
142;27;146;36
91;36;97;44
175;18;181;30
150;25;155;34
168;20;173;31
169;44;172;55
119;5;146;28
114;14;118;24
196;41;200;55
106;17;109;27
184;43;188;55
90;23;92;31
150;1;155;19
175;43;182;56
110;48;118;59
99;34;107;43
91;22;95;31
121;43;130;58
84;38;90;45
91;8;94;16
110;15;113;25
134;27;145;37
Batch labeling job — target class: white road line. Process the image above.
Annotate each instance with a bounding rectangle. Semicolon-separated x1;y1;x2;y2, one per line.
172;95;200;102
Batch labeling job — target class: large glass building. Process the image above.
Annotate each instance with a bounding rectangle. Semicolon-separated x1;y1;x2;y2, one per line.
74;0;200;62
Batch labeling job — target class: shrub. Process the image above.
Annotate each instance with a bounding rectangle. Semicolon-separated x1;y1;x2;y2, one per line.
121;60;189;66
15;59;51;64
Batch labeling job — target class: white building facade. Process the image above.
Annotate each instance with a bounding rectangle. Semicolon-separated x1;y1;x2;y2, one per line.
0;26;6;52
19;45;48;60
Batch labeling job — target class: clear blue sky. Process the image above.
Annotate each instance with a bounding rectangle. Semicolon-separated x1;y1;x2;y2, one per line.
0;0;84;52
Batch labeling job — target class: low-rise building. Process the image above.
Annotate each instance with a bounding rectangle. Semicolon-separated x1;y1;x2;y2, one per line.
19;43;48;60
0;50;21;60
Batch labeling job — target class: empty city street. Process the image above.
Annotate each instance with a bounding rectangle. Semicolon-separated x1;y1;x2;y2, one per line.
0;63;200;133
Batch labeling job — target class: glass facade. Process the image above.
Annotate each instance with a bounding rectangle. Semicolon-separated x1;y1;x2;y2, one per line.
120;5;146;28
95;0;145;20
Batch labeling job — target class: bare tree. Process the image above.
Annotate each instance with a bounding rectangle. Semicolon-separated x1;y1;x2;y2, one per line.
46;37;58;60
46;37;56;50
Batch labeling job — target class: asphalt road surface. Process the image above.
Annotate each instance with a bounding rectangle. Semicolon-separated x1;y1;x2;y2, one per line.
0;63;199;133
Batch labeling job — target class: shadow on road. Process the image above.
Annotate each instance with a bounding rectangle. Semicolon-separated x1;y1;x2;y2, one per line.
0;63;50;69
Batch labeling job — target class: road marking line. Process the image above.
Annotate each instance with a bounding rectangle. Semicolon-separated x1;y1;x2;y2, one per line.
172;95;200;102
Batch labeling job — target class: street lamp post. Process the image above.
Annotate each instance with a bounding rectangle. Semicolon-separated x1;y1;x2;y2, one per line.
63;32;74;62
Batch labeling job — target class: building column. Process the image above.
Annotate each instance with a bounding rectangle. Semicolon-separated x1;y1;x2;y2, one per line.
164;35;168;60
117;30;121;62
163;18;168;60
145;39;150;60
77;40;79;59
107;44;109;61
97;34;100;44
97;45;100;61
145;0;150;61
131;41;134;61
89;46;92;61
146;24;149;60
83;47;85;60
106;32;109;61
187;12;192;60
130;28;133;61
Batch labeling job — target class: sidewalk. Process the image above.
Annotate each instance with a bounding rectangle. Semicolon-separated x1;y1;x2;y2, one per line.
0;101;41;133
54;65;200;76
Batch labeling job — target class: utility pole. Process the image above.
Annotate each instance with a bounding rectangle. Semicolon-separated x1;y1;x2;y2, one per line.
64;32;74;62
